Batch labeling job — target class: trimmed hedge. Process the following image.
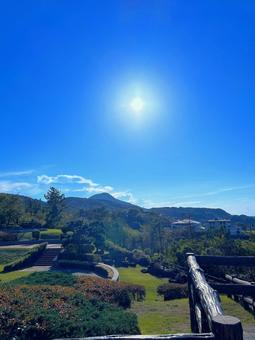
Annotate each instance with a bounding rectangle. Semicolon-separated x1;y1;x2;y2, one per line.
157;282;188;301
57;259;96;269
3;243;47;272
11;272;145;308
13;271;76;287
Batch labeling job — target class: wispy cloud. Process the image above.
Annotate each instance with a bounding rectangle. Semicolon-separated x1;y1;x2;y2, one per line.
0;181;35;193
196;185;255;197
37;174;136;203
37;174;97;187
0;169;34;178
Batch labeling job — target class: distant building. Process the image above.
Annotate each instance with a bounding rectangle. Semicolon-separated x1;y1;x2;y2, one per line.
171;219;204;233
207;219;241;236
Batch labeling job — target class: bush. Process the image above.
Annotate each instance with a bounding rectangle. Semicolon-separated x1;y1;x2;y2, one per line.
11;272;145;309
12;271;76;286
0;231;17;241
0;285;140;339
74;276;145;308
157;282;188;301
58;244;100;263
3;243;47;272
132;249;151;266
57;259;95;269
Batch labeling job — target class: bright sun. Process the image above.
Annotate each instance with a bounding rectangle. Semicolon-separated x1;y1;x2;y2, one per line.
129;96;145;113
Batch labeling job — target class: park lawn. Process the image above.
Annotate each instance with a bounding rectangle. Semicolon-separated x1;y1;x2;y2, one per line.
118;266;190;334
0;270;31;282
19;232;32;240
40;228;62;236
0;248;31;270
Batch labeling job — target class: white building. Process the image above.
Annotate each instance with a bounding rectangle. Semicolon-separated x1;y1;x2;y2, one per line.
171;219;204;233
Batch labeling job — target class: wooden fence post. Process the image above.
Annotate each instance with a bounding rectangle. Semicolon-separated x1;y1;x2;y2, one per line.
187;253;199;333
211;315;243;340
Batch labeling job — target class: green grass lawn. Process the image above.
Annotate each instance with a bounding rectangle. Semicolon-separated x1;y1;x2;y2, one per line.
0;270;31;282
118;266;190;334
40;228;62;236
0;249;30;268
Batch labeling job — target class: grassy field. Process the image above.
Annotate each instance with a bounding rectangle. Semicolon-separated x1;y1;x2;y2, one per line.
0;270;31;282
0;248;31;272
40;228;62;236
118;266;190;334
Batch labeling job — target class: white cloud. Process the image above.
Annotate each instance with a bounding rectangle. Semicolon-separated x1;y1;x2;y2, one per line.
37;174;97;186
112;191;137;204
0;181;40;195
36;173;136;204
0;170;34;178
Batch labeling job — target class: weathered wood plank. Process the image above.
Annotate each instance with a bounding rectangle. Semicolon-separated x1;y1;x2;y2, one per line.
196;256;255;267
187;254;243;340
187;254;224;325
53;334;215;340
212;315;243;340
225;275;253;286
211;284;255;296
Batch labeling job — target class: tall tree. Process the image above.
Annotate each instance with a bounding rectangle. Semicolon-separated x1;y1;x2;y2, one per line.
44;187;65;228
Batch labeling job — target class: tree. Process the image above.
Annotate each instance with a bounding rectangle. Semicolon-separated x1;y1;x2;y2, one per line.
0;195;22;226
44;187;65;228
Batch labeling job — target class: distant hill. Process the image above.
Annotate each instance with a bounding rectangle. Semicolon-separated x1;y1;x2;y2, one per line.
149;206;255;225
64;193;138;213
150;207;231;222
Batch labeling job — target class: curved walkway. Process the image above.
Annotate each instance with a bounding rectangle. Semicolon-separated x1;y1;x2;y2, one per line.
98;263;119;281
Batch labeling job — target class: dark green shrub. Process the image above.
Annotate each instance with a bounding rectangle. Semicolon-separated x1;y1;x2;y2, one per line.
157;282;188;301
32;230;40;240
132;249;151;266
57;259;95;269
12;271;77;286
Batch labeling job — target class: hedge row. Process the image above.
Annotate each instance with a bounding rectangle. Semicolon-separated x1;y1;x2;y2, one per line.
12;272;145;308
57;259;96;269
3;243;47;272
157;282;188;301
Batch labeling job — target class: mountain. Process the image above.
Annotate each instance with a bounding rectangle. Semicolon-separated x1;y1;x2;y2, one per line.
1;192;255;227
64;193;138;212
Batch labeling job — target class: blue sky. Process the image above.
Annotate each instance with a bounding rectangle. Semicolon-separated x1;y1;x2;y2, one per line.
0;1;255;215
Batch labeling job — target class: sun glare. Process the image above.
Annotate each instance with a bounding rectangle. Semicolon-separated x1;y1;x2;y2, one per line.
130;97;145;113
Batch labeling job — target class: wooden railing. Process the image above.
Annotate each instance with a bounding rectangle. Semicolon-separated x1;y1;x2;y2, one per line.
194;255;255;317
186;253;243;340
54;334;215;340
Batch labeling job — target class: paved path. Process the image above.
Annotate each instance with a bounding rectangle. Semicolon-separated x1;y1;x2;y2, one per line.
98;263;119;281
0;243;61;249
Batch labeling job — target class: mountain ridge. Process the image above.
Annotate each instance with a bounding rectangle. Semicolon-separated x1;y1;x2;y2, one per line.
0;192;254;225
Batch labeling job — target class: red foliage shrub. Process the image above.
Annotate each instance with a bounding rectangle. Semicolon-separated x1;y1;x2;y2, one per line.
74;276;145;308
